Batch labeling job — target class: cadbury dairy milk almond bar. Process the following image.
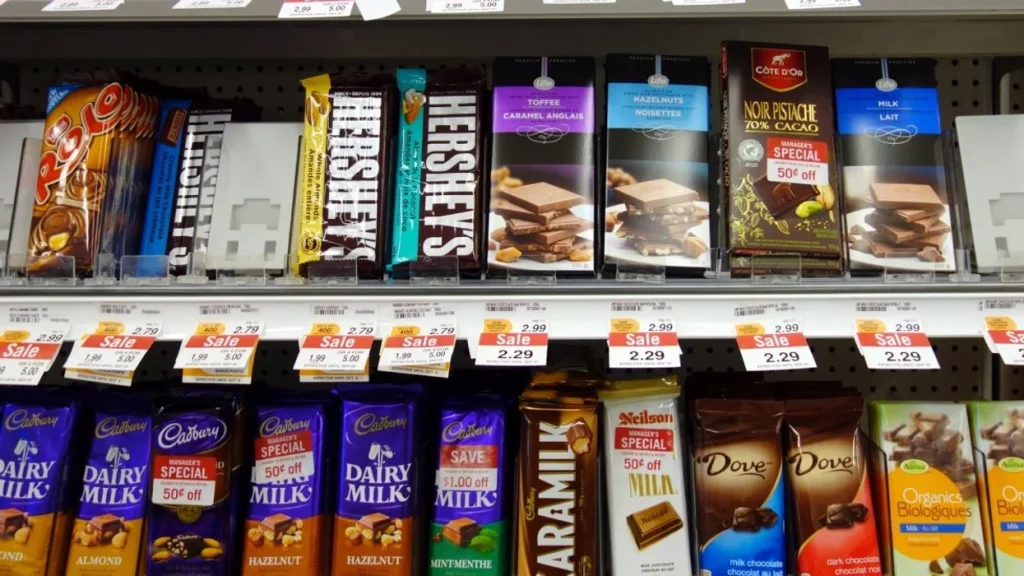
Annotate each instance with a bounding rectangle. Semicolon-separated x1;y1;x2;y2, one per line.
0;402;78;576
691;398;786;576
147;404;234;576
243;403;326;576
784;397;881;576
389;68;486;277
333;385;421;576
516;396;599;576
294;73;393;280
600;378;692;575
66;411;151;576
429;399;509;576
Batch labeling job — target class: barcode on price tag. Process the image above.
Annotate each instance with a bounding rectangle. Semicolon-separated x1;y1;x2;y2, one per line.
735;318;815;371
174;320;263;371
0;323;69;386
608;317;681;369
984;317;1024;365
254;430;315;483
855;318;938;370
476;317;548;367
152;456;216;506
429;0;503;12
278;0;353;18
64;321;161;373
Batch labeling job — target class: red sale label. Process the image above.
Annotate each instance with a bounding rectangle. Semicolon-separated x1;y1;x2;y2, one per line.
438;444;499;492
254;430;315;483
614;428;674;452
0;322;69;386
152;455;216;506
766;137;829;186
735;317;816;371
855;318;939;370
608;315;681;369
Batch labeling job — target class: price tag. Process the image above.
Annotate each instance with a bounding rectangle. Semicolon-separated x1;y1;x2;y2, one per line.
42;0;121;10
0;323;68;386
429;0;503;12
254;430;315;484
476;317;548;366
379;319;456;367
151;455;216;506
855;318;939;370
784;0;859;8
608;316;681;369
984;317;1024;365
766;137;829;186
174;0;250;8
174;320;263;371
64;321;161;373
294;309;376;372
278;0;352;18
735;318;816;371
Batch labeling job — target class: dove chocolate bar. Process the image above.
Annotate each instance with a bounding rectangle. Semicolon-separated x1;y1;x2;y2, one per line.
294;73;393;280
516;390;599;576
66;411;151;576
489;57;596;274
721;41;843;275
333;385;421;576
389;68;485;278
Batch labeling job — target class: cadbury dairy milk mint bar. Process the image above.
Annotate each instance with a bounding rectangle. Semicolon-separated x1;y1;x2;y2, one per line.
429;399;509;576
0;402;78;576
147;404;234;576
66;411;151;576
243;403;327;576
333;385;421;576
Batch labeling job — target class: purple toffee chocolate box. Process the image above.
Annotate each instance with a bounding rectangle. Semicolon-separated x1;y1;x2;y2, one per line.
429;399;509;576
147;404;234;576
243;403;327;575
333;385;421;576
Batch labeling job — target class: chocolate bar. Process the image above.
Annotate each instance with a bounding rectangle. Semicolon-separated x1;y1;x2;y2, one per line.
752;177;817;218
870;183;944;210
166;534;208;558
626;502;683;550
944;537;986;566
505;214;584;236
0;509;27;533
817;503;869;529
260;513;295;541
89;513;124;537
493;200;568;225
567;418;594;455
501;182;585;214
355;513;393;542
612;179;698;212
442;517;481;548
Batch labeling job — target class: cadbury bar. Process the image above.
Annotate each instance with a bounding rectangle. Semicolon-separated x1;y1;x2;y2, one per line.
243;403;326;576
66;411;151;576
784;396;881;576
0;401;79;576
600;378;691;573
516;386;598;576
294;73;392;280
333;385;421;576
429;398;509;576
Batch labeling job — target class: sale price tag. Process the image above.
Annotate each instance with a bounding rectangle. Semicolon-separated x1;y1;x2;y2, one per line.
174;320;263;371
608;316;681;369
476;317;548;366
42;0;121;10
151;455;216;506
254;430;315;483
0;323;69;386
766;137;829;186
278;0;352;18
295;321;376;372
379;320;456;367
429;0;503;12
984;317;1024;365
735;318;816;371
64;321;161;373
855;318;939;370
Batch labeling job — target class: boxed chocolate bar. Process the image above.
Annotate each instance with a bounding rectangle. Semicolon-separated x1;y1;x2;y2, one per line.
489;57;596;274
333;385;421;576
389;68;485;278
721;42;843;275
140;97;192;262
691;398;785;576
968;401;1024;575
784;396;882;576
834;58;957;273
294;73;393;280
429;397;509;575
599;377;691;575
243;403;327;576
870;402;986;576
604;54;711;274
66;410;152;576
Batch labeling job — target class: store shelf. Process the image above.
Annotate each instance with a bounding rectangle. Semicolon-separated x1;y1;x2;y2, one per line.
2;0;1024;23
4;280;1023;342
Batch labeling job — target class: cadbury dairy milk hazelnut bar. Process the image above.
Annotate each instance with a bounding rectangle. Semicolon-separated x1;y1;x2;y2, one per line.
784;396;882;576
390;68;486;277
295;73;393;280
147;403;235;576
516;395;599;576
429;398;509;576
600;378;691;575
66;411;151;576
333;385;421;576
243;403;326;576
0;401;79;576
691;398;786;576
870;402;986;576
